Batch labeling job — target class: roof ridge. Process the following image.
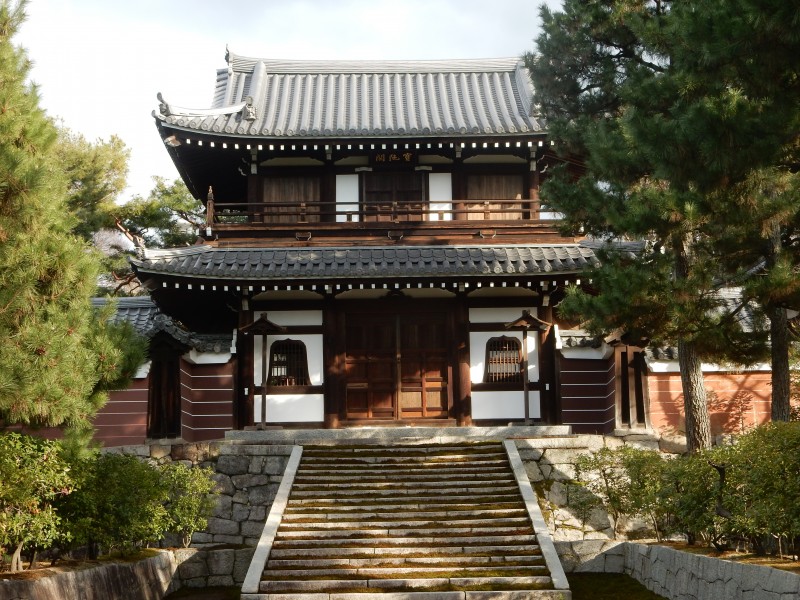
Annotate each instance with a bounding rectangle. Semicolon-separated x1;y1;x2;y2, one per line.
225;54;523;74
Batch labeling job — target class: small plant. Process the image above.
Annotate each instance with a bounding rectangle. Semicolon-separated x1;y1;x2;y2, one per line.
161;462;218;547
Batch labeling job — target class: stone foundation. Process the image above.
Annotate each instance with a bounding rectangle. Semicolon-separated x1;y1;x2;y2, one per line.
555;541;800;600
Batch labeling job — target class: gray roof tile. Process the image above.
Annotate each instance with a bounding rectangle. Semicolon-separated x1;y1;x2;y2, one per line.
93;297;231;353
156;54;541;140
132;244;598;282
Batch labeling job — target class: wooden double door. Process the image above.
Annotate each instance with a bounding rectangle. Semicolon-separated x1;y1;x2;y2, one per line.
344;310;451;421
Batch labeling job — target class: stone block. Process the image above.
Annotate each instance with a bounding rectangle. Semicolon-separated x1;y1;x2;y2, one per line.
231;503;251;522
234;549;256;583
212;534;244;544
250;455;286;475
248;484;276;505
207;549;235;575
241;519;266;538
232;490;250;505
659;435;688;455
178;559;208;580
215;454;251;476
624;439;661;451
212;494;233;519
211;473;234;495
190;532;213;544
232;473;271;489
524;461;544;482
207;517;240;536
207;575;234;587
149;444;172;460
184;577;207;588
249;505;267;521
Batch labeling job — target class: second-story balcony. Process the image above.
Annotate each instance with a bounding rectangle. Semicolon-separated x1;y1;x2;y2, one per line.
203;197;567;247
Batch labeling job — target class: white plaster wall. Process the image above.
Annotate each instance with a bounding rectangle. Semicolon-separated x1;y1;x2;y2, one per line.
469;330;539;384
468;306;541;420
336;174;359;222
472;391;541;420
428;173;452;221
253;333;323;386
183;350;233;365
255;394;324;423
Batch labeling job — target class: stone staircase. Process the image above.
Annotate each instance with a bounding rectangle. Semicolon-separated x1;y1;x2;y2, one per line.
242;441;570;599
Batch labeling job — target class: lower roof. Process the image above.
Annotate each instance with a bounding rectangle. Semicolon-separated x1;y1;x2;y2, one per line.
131;244;599;283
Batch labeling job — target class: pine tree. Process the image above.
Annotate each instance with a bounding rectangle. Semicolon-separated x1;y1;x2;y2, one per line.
527;0;799;444
0;0;145;430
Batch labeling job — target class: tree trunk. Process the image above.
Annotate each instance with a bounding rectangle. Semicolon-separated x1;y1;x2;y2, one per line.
764;220;792;421
10;541;23;573
673;233;712;452
678;339;712;452
769;304;791;421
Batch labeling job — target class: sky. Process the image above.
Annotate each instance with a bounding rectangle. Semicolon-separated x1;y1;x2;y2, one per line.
18;0;557;202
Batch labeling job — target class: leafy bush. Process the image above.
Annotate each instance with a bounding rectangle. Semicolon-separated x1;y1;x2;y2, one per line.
574;447;632;538
718;422;800;556
161;462;217;547
0;433;73;572
572;423;800;557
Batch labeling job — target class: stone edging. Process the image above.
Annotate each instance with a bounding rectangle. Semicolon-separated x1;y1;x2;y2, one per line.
503;439;570;591
241;444;303;594
555;540;800;599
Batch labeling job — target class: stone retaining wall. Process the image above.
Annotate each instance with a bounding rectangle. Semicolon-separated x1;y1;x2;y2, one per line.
106;441;294;547
554;541;800;600
168;547;255;591
514;431;683;542
0;551;174;600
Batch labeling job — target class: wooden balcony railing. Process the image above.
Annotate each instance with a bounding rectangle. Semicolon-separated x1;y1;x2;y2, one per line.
205;199;555;228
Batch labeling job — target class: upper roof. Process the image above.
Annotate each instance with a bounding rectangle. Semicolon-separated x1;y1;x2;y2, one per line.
155;51;542;140
131;244;598;282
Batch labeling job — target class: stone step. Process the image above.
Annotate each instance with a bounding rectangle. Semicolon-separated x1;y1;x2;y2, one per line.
290;477;515;488
266;555;544;569
271;534;538;548
284;498;524;510
302;446;505;454
292;472;512;484
275;524;533;539
296;463;510;474
268;544;542;559
288;485;520;499
262;565;549;579
298;457;509;466
278;517;531;531
258;575;553;593
281;508;528;521
244;442;565;600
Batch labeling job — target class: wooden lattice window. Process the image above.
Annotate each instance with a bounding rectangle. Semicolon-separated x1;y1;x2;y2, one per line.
267;339;310;386
484;336;523;383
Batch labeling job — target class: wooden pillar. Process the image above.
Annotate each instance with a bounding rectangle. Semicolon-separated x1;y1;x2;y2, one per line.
455;293;472;425
323;296;342;428
452;155;466;221
537;303;556;424
529;162;541;220
236;297;254;430
247;171;261;223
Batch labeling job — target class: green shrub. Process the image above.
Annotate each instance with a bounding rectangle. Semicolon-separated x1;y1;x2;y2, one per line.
65;453;169;556
719;422;800;556
574;447;632;538
0;433;73;572
161;462;217;547
662;450;723;547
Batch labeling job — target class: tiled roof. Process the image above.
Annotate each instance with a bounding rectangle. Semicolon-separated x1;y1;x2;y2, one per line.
93;297;231;353
558;329;603;349
155;53;541;140
131;244;599;281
